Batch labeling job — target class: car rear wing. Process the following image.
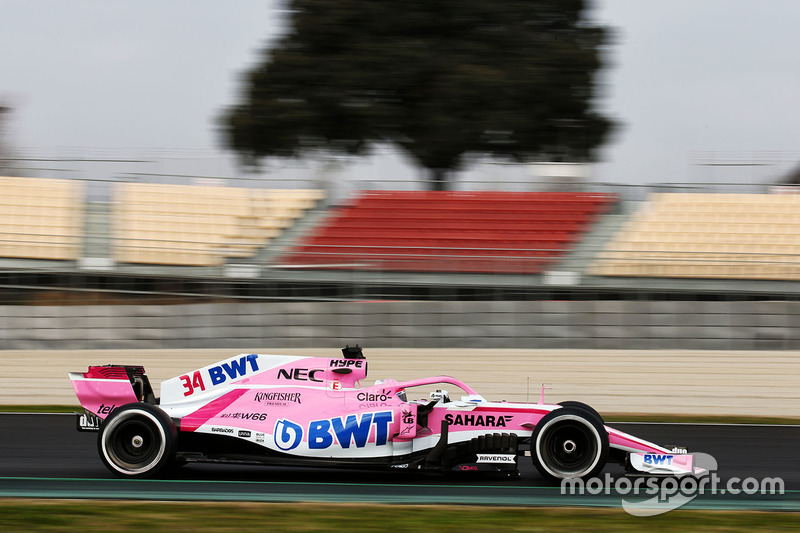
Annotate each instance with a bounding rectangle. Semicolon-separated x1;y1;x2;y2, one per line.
69;365;157;425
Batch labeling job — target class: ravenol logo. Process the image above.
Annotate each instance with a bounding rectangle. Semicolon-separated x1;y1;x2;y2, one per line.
273;411;393;451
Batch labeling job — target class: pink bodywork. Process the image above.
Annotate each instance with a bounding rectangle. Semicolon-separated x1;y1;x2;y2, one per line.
69;368;139;419
70;353;672;459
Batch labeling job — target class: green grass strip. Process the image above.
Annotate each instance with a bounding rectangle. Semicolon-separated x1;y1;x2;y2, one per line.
0;405;81;413
0;501;797;532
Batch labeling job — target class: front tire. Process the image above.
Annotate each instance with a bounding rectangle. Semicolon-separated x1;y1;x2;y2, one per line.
531;407;609;483
97;403;177;478
557;401;604;425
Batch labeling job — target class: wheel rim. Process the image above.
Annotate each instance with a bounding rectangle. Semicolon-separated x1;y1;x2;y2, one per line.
101;410;166;475
536;414;601;478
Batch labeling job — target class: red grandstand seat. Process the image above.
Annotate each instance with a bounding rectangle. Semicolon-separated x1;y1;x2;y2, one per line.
276;191;615;274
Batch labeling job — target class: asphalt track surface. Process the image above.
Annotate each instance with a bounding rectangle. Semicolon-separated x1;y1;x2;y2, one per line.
0;414;797;510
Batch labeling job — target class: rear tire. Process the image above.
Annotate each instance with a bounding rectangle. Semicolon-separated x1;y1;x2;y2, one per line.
531;407;609;483
97;403;177;478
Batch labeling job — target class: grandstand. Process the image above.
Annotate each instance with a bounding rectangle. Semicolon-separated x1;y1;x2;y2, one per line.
276;190;616;274
113;183;324;266
3;179;800;349
0;176;83;261
590;193;800;280
6;177;800;283
5;178;800;289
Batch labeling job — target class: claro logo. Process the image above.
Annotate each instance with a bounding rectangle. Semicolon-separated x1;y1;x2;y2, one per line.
356;391;391;402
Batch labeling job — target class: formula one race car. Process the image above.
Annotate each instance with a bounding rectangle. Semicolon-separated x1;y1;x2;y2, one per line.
69;346;695;482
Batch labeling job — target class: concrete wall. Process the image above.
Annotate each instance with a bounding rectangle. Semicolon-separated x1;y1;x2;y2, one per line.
0;300;798;350
3;348;799;416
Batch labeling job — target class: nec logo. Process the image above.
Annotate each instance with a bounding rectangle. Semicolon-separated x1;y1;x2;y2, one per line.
277;368;323;382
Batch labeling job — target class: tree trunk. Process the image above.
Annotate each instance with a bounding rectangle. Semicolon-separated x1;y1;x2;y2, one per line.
427;168;449;191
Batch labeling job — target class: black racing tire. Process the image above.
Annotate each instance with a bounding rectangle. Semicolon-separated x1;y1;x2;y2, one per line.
97;403;177;478
531;407;609;483
557;401;604;425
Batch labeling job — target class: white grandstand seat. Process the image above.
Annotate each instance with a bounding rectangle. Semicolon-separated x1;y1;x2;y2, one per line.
0;177;83;261
113;183;324;266
590;193;800;280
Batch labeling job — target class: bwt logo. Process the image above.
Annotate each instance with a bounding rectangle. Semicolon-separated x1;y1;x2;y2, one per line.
273;411;394;451
274;419;304;451
208;354;260;385
644;454;674;466
182;354;261;396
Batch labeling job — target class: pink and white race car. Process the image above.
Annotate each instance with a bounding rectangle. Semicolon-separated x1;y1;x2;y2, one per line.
69;346;694;482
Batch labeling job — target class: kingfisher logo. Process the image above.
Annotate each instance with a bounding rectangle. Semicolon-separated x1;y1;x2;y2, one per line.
255;392;301;405
273;411;393;451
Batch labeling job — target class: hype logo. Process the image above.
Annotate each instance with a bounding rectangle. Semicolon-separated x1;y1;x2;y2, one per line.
274;419;304;451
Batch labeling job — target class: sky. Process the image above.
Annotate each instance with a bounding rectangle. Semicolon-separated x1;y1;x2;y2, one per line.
1;0;800;191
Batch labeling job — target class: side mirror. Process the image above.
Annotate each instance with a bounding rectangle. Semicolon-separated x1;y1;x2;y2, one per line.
430;389;450;403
